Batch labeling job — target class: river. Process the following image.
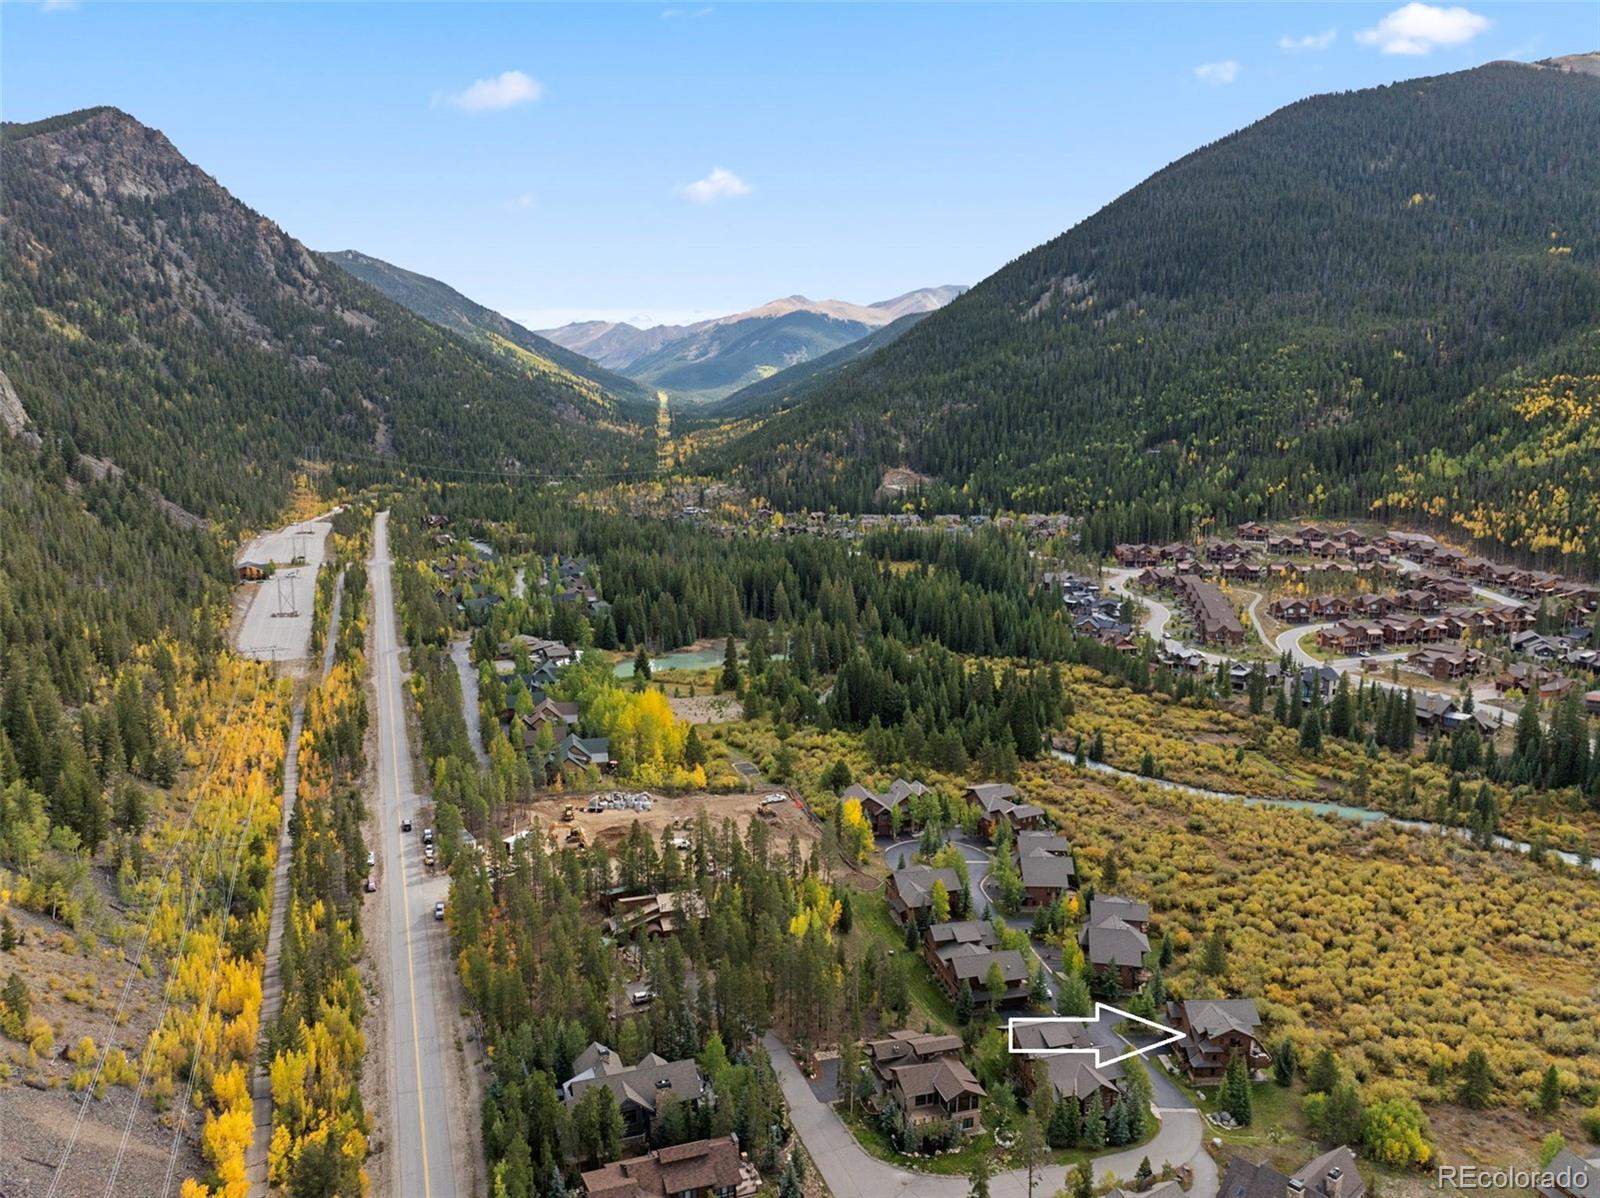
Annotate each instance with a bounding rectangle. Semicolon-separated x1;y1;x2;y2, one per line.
1050;750;1599;874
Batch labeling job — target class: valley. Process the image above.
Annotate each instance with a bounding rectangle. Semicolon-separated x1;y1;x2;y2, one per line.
2;28;1598;1198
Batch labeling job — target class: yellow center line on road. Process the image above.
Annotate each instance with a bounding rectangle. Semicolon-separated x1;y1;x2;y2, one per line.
375;519;435;1198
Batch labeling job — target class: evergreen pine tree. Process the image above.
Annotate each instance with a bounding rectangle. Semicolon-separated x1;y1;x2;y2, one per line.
1081;1093;1106;1149
1459;1048;1494;1109
1272;1038;1298;1087
1306;1047;1340;1093
1047;1095;1080;1148
1221;1051;1253;1126
1107;1094;1131;1145
1537;1064;1562;1115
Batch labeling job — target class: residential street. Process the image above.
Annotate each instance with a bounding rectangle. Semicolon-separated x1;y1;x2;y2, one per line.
765;1031;1215;1198
449;634;490;767
1109;563;1525;725
370;511;466;1198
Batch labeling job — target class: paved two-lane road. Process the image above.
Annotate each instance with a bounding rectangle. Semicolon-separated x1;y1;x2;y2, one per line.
370;510;464;1198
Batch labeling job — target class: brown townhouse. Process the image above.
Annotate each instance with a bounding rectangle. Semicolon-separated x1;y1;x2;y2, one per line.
1078;896;1151;992
1174;575;1245;646
964;783;1046;839
1350;593;1391;618
1309;595;1350;619
564;1044;706;1140
1165;998;1271;1083
923;920;1030;1007
1394;588;1441;613
1010;1021;1126;1113
886;864;964;926
1408;646;1484;680
1316;621;1383;655
866;1030;985;1133
1268;597;1312;623
580;1136;759;1198
1013;831;1075;909
842;777;931;836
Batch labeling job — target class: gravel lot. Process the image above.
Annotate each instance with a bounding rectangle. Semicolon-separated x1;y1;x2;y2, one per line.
233;514;334;665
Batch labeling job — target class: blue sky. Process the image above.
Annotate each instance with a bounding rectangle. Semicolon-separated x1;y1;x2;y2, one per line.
4;2;1592;327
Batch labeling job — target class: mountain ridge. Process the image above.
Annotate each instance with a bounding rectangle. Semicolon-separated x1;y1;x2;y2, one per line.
538;285;967;402
324;248;658;416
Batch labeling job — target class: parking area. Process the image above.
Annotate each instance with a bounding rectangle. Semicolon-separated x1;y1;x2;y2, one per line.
233;513;336;665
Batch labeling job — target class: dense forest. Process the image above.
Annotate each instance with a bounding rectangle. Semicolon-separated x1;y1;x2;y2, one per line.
695;63;1600;569
452;820;814;1198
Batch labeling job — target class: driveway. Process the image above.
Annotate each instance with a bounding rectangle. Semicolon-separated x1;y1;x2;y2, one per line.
765;1032;1215;1198
880;831;992;909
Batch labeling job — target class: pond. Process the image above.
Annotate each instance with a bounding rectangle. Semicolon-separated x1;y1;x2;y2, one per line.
1050;750;1598;873
613;646;729;676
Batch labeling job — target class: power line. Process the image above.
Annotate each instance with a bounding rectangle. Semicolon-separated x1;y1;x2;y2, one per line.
45;668;253;1197
309;445;666;483
104;665;269;1196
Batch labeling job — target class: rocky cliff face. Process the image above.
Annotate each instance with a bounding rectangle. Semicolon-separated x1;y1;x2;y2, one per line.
6;107;372;351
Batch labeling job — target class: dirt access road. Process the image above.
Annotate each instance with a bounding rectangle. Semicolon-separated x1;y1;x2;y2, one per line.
501;788;818;855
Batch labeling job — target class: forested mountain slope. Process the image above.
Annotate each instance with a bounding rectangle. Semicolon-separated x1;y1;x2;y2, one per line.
324;248;659;416
686;310;933;424
697;62;1600;564
0;107;648;531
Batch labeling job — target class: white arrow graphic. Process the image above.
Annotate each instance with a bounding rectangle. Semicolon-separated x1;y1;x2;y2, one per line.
1006;1003;1185;1068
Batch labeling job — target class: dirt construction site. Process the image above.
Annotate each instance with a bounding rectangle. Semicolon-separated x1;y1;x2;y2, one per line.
497;788;820;854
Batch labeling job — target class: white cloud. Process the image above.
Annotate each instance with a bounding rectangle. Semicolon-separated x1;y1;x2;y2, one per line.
1194;60;1241;85
505;193;536;212
1278;30;1336;52
445;70;543;112
676;167;751;204
1356;4;1490;55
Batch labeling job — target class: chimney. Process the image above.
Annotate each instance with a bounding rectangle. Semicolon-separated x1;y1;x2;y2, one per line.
1287;1181;1306;1198
1326;1168;1344;1198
